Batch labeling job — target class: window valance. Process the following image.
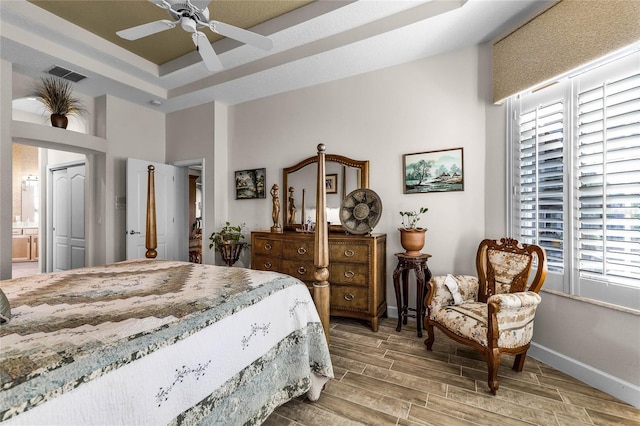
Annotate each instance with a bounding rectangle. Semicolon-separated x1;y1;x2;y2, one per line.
492;0;640;104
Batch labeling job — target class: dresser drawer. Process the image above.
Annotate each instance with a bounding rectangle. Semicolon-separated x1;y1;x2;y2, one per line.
329;243;369;263
252;255;280;271
281;259;315;282
331;285;368;311
282;240;314;260
253;238;282;256
330;263;368;286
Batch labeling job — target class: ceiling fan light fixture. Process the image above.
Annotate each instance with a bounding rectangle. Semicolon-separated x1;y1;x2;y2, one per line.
180;17;197;33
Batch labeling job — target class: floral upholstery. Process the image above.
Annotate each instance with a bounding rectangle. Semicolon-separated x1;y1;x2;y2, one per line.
423;238;547;395
427;275;478;311
430;289;541;348
487;249;531;294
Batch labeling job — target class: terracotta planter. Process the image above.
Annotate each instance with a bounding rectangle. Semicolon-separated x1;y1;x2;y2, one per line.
399;228;426;256
50;114;68;129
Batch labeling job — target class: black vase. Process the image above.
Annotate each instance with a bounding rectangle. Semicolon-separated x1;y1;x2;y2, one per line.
50;114;68;129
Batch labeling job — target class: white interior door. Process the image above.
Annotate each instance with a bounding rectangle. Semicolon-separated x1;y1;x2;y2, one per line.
51;164;85;271
126;158;183;260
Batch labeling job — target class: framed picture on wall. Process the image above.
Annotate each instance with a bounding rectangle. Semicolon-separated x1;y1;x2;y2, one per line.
403;148;464;194
235;168;266;199
325;174;338;194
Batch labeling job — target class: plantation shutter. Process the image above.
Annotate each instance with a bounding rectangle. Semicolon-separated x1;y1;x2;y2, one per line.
576;72;640;281
516;101;565;272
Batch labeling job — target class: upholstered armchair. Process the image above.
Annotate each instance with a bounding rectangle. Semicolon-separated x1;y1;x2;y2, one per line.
423;238;547;394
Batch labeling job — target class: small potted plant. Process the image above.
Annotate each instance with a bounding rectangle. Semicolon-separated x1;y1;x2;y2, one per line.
209;222;247;266
31;76;86;129
399;207;428;256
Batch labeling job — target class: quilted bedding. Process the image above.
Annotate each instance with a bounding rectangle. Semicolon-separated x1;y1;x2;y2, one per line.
0;259;333;425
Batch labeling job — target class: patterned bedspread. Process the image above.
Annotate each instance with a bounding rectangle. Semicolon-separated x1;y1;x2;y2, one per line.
0;260;333;425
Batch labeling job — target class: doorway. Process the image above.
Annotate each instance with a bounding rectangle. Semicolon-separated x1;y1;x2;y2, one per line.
11;143;87;278
11;144;40;278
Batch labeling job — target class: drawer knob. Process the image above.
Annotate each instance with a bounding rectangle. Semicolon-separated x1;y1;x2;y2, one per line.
264;261;272;269
344;249;355;257
297;247;307;255
265;243;272;251
344;293;355;301
344;270;355;278
297;266;307;275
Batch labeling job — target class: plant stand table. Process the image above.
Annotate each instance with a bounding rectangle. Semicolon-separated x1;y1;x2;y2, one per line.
217;242;247;266
392;253;432;337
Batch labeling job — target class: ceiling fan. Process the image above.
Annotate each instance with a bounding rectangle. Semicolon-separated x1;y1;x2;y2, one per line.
116;0;273;71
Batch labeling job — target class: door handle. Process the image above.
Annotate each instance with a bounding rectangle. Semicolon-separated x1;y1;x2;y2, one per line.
129;230;141;235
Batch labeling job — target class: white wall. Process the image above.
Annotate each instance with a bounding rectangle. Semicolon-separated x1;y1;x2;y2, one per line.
0;60;13;279
166;101;228;265
99;95;166;262
229;45;487;307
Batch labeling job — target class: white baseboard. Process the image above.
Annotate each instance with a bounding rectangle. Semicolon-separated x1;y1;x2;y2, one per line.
387;306;399;319
529;341;640;409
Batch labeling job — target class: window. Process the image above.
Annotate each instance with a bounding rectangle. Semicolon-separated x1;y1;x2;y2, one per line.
508;50;640;310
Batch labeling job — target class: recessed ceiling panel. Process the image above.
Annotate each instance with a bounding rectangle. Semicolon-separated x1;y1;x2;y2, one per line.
28;0;313;65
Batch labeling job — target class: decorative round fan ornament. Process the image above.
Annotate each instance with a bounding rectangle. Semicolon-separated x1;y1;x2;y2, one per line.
339;188;382;235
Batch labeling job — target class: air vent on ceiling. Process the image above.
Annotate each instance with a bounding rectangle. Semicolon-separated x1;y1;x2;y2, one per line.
47;65;86;83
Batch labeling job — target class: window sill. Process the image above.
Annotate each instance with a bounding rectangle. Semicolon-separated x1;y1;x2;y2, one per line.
541;288;640;316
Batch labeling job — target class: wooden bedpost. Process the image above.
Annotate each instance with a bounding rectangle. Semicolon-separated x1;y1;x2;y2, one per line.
314;144;330;343
145;165;157;259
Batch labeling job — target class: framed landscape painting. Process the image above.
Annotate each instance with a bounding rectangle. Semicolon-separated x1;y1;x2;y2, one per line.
403;148;464;194
235;168;266;199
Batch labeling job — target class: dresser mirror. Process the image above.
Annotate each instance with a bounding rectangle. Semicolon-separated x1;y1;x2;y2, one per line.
283;154;369;231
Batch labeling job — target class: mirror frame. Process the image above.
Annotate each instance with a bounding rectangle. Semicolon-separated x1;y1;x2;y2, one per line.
283;154;369;230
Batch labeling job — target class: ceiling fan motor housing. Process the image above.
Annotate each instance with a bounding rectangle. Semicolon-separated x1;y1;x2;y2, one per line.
168;2;209;26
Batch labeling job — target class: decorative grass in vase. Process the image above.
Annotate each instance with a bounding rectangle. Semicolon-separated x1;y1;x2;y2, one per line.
31;77;86;128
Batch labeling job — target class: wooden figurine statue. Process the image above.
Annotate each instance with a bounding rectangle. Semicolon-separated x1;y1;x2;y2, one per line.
287;186;297;225
270;184;282;233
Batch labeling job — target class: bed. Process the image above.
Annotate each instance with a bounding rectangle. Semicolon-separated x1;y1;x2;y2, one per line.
0;145;334;425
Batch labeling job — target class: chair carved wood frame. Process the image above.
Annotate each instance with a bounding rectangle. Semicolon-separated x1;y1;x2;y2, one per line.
423;238;547;394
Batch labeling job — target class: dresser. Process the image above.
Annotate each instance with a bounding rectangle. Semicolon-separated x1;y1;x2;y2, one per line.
251;231;387;331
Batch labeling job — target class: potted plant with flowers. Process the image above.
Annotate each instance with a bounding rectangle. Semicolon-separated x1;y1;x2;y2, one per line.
399;207;428;256
209;222;247;266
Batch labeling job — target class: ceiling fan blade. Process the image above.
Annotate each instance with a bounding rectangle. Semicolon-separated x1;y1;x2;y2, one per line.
192;32;223;71
117;20;176;40
209;21;273;51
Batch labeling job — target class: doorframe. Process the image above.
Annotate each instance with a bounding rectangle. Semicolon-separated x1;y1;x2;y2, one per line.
172;158;205;262
46;160;86;272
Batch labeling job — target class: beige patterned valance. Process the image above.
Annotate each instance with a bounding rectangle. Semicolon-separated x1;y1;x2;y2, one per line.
493;0;640;103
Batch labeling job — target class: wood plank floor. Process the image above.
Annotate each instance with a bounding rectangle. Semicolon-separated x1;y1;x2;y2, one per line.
265;317;640;426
